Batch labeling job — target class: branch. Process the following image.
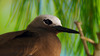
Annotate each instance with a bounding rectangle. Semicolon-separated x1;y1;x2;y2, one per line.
74;21;91;56
74;21;95;44
81;37;95;44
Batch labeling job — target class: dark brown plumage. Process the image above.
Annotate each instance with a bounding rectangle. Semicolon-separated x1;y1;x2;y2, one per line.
0;15;79;56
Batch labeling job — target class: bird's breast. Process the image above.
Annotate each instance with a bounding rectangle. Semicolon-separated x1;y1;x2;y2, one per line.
33;33;61;56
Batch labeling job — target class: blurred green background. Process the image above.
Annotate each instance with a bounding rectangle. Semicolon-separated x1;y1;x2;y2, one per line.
0;0;100;56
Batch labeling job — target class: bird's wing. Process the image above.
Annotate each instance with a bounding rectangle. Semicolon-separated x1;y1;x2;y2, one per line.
0;30;40;56
0;30;27;45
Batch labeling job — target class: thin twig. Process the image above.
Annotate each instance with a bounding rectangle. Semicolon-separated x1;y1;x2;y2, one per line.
81;37;95;44
74;21;91;56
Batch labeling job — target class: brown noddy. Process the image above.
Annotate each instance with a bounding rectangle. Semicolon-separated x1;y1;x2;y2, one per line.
0;15;79;56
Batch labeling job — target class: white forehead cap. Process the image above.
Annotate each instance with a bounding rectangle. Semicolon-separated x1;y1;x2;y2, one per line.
40;15;62;26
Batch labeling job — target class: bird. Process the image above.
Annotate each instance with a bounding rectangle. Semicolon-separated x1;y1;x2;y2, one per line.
0;15;79;56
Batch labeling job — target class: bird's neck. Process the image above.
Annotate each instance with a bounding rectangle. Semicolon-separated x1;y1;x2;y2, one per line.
26;27;57;34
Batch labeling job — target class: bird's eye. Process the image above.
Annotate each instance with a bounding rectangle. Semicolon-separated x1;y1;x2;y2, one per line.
43;19;52;25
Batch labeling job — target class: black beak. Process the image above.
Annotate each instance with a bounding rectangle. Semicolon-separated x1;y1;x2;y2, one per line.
53;26;79;34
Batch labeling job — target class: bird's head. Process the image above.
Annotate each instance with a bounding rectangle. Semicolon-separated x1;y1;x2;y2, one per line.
27;15;79;34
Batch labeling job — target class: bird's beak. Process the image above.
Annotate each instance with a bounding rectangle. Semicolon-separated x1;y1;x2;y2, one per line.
53;26;79;34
